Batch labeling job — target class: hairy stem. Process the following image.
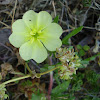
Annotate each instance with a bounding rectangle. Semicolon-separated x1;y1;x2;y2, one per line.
39;66;58;76
2;74;31;85
47;55;53;100
25;62;33;74
1;66;59;86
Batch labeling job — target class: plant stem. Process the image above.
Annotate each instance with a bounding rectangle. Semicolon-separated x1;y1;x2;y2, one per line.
2;74;31;85
25;62;33;74
47;55;53;100
48;72;53;100
1;66;59;86
39;66;59;76
12;0;17;24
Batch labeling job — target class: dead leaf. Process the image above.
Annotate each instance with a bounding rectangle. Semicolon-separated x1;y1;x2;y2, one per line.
6;43;25;66
1;63;14;79
18;78;46;100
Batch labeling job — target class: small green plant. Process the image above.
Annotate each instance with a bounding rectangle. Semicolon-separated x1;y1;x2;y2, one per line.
82;0;92;7
56;47;81;80
31;91;46;100
0;84;8;100
77;45;90;57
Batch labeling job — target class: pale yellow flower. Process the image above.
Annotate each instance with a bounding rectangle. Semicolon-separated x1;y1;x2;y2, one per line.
9;10;63;63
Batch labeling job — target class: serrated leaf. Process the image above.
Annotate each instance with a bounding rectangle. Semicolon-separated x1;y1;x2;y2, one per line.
52;81;70;95
54;73;61;85
31;92;46;100
62;26;83;45
72;80;83;91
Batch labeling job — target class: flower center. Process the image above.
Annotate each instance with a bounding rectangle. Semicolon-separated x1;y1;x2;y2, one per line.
30;30;39;39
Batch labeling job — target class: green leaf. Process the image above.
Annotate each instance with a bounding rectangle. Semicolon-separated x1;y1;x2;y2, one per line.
92;97;100;100
52;81;70;95
31;93;40;100
79;49;85;56
54;73;61;85
80;60;89;68
83;53;100;61
77;45;82;49
40;65;49;72
62;26;83;45
48;66;55;70
31;91;46;100
21;80;32;87
40;65;55;73
83;45;90;51
72;80;83;91
53;16;59;23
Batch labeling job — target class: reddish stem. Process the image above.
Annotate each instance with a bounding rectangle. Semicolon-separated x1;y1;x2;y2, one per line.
47;72;53;100
47;56;53;100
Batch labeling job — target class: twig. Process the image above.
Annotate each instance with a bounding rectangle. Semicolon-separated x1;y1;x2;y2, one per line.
52;0;56;17
60;5;64;25
0;21;10;28
0;42;13;54
29;0;37;9
12;0;17;24
31;60;40;69
0;57;9;60
83;26;96;30
80;1;93;26
42;0;50;10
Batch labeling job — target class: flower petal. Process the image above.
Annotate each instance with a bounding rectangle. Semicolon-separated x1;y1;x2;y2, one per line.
23;10;38;29
9;33;28;48
39;35;62;51
19;40;47;63
12;19;30;34
42;23;63;38
37;11;52;30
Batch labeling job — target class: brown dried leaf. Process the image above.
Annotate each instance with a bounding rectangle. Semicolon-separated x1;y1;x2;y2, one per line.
6;43;25;66
18;79;46;100
16;51;25;66
1;63;14;79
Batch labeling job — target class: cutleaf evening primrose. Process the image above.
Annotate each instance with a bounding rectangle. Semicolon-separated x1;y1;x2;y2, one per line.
9;10;63;63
